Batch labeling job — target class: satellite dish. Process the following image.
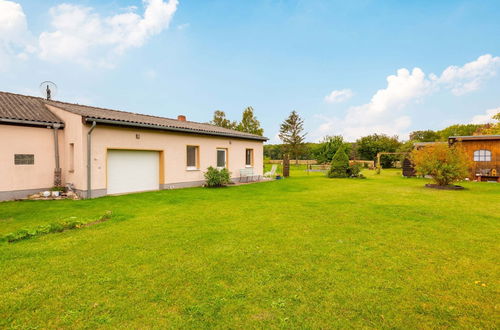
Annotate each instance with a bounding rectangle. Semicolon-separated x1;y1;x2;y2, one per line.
39;81;57;100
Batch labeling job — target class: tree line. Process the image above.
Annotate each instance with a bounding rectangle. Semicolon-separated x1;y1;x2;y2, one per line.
210;107;500;168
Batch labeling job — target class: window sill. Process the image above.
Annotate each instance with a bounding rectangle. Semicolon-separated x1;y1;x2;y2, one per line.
245;165;253;168
186;167;200;171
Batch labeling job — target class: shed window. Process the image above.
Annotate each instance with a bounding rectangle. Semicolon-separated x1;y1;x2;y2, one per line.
217;149;227;168
245;149;253;166
473;150;491;162
186;146;199;169
14;154;34;165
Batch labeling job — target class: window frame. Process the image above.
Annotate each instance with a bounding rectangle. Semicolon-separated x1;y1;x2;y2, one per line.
186;145;200;170
473;149;492;162
245;148;254;167
69;143;75;173
216;148;228;169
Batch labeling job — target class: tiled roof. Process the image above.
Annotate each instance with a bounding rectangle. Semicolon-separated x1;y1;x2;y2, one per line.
45;100;268;140
0;91;267;140
0;91;63;124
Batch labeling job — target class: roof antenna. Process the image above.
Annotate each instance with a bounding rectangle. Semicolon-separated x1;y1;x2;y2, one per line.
39;81;58;100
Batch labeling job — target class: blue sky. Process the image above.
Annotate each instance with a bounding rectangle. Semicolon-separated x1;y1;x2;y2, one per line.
1;0;499;142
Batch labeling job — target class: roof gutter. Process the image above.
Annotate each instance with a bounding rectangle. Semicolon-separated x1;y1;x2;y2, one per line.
86;121;97;199
83;117;268;141
0;118;64;128
52;123;62;187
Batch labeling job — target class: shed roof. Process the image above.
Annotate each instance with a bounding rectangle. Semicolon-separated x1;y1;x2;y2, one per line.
448;135;500;141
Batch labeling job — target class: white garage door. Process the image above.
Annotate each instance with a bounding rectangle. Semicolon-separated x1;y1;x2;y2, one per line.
107;150;160;195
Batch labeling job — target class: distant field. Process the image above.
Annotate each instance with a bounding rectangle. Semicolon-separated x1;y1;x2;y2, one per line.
1;169;498;328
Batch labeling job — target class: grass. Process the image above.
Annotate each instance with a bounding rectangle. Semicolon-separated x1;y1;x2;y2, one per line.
0;169;498;328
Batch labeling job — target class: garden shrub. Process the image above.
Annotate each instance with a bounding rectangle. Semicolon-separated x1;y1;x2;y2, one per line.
204;166;231;187
347;163;364;178
411;144;471;186
328;147;350;178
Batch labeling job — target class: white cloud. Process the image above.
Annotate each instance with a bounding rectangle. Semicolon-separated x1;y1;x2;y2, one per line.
38;0;178;66
324;89;353;103
315;54;500;141
471;107;500;124
177;23;190;30
436;54;500;95
0;0;33;70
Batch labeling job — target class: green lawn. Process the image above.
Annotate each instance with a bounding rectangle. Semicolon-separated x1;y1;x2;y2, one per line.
1;169;498;328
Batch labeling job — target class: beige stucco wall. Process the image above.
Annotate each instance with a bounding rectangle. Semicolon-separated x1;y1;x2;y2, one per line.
87;124;264;190
1;105;264;199
45;105;87;189
0;124;59;192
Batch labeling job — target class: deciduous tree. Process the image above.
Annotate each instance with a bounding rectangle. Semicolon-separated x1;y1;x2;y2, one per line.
411;144;471;186
209;110;237;129
237;106;264;136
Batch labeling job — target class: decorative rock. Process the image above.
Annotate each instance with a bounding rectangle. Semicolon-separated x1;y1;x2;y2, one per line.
42;191;51;197
28;193;41;199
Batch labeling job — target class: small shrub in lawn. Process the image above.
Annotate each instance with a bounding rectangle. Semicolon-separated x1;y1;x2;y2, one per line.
411;144;471;186
328;148;365;178
204;166;231;187
328;147;350;178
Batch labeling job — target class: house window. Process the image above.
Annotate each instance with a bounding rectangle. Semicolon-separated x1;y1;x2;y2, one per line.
217;149;227;168
14;154;34;165
186;146;199;170
245;149;253;167
473;150;492;162
69;143;75;172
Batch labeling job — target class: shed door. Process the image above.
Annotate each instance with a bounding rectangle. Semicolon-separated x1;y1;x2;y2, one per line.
107;150;159;195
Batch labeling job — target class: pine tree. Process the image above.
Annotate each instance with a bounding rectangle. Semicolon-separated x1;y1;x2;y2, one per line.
237;106;264;136
279;111;307;162
209;110;237;129
328;146;350;178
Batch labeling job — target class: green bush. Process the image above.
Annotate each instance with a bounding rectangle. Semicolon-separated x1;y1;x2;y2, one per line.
328;147;350;178
204;166;232;187
411;144;471;186
347;163;363;178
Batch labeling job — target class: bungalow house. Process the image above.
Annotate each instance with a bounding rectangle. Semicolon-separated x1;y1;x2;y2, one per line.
0;91;267;201
448;135;500;182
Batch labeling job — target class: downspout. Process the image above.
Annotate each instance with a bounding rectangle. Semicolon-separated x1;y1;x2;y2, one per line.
87;121;97;198
52;123;62;186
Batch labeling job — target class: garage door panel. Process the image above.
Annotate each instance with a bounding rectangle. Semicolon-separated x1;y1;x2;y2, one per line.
107;150;159;195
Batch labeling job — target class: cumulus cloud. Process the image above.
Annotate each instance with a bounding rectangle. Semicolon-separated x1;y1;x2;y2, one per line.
471;107;500;124
435;54;500;95
324;89;353;103
38;0;178;66
0;0;33;70
315;54;500;141
0;0;178;68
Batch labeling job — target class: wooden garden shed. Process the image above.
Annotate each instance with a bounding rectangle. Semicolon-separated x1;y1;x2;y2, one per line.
448;135;500;182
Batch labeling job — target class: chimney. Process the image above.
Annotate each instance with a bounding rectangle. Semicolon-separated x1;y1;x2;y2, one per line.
177;115;186;122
